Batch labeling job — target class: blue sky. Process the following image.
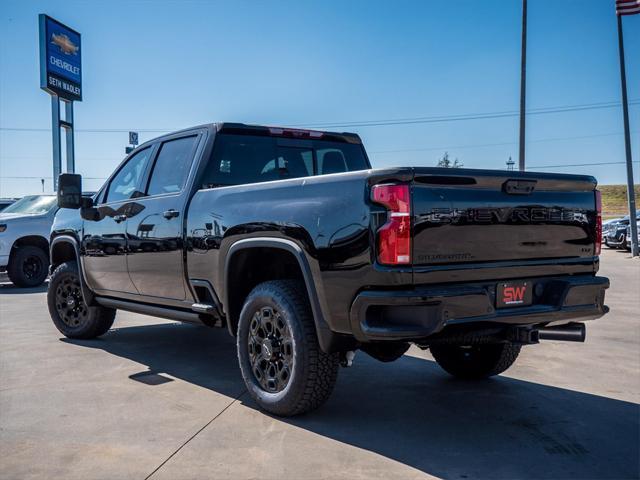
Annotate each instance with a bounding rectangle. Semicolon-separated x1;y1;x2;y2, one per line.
1;0;638;197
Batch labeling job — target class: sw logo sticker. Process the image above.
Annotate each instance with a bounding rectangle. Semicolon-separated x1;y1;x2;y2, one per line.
503;285;527;304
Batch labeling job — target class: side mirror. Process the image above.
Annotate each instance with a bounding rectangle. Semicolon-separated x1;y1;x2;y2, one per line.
80;196;99;221
57;173;82;209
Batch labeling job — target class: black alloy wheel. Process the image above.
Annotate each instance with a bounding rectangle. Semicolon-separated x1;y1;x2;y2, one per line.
247;306;294;393
54;274;89;328
23;254;44;281
47;261;116;339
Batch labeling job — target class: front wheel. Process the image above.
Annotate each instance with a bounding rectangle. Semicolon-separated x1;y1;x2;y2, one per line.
237;280;340;416
7;245;49;287
47;261;116;339
430;343;521;379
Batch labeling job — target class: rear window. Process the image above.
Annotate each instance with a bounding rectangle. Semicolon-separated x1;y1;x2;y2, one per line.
200;134;368;188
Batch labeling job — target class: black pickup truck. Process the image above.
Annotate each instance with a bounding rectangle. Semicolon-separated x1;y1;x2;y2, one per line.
49;123;609;416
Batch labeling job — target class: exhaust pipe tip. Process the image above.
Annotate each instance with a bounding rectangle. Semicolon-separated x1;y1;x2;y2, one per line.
537;322;586;343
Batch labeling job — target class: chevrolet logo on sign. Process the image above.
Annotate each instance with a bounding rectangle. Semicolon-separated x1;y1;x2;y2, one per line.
51;33;79;55
39;14;82;102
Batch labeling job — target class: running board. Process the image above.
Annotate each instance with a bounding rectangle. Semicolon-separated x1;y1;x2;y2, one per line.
191;303;217;314
95;297;205;325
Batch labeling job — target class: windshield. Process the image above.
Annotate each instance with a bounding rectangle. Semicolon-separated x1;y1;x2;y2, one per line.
1;195;57;215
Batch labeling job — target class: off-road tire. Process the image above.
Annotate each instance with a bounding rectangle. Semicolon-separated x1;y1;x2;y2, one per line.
237;280;340;416
7;245;49;287
47;261;116;339
431;343;521;379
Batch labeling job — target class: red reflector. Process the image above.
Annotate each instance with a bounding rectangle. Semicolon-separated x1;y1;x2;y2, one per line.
371;184;411;265
595;189;602;256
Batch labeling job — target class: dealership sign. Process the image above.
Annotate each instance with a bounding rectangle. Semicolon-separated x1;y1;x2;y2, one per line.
39;14;82;101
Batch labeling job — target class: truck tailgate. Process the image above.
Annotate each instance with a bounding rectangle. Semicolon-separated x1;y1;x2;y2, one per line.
410;169;598;281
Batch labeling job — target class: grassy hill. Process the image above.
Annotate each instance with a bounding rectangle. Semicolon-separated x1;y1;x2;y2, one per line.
600;184;640;219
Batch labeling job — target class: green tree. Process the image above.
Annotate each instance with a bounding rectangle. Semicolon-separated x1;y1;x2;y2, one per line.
437;152;463;168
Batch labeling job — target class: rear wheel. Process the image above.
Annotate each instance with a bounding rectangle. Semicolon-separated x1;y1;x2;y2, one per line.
237;280;340;416
7;245;49;287
430;343;521;379
47;261;116;339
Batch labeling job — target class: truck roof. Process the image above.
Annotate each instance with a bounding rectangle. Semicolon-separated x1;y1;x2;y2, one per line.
151;122;363;146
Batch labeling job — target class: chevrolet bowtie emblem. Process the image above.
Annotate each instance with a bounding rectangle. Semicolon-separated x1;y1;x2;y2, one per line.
51;33;79;55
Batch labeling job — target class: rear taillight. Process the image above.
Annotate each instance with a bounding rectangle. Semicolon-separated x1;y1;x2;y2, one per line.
371;184;411;265
595;189;602;255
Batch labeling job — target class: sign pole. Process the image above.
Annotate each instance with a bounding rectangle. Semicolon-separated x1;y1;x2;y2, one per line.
51;95;62;191
616;14;638;257
63;100;75;173
518;0;527;172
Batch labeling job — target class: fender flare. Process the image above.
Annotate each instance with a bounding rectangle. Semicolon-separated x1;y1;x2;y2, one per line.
223;237;339;353
50;235;96;305
7;235;50;263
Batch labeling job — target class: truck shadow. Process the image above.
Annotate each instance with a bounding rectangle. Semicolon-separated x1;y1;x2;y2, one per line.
0;282;48;294
64;322;639;479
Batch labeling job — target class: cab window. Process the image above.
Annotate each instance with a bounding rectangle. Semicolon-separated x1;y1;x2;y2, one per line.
146;136;198;196
105;147;153;203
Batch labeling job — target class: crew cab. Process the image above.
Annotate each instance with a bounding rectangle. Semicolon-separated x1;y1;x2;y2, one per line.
48;123;609;416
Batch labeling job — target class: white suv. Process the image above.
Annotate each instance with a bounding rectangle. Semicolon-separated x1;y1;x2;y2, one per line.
0;195;58;287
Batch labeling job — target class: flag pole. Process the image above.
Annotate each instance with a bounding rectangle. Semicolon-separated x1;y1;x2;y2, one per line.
518;0;527;172
616;13;638;256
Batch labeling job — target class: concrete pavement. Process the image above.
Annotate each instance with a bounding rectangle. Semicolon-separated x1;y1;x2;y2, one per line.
1;248;638;479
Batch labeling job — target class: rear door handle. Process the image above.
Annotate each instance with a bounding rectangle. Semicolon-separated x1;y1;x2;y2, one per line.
113;214;127;223
163;209;180;219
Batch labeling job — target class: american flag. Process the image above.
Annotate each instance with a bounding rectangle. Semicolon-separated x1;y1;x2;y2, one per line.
616;0;640;15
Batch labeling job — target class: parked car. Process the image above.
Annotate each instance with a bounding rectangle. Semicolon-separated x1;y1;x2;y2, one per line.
0;198;17;212
625;222;640;251
0;195;58;287
48;123;609;416
0;193;94;287
602;217;623;247
605;211;640;249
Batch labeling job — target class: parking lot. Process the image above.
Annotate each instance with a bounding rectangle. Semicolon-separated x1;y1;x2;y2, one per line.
0;248;638;480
